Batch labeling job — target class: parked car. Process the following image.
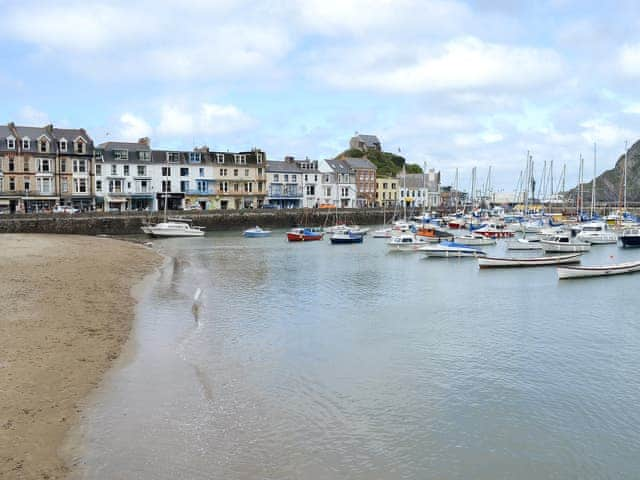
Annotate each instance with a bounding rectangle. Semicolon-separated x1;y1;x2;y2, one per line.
53;205;79;214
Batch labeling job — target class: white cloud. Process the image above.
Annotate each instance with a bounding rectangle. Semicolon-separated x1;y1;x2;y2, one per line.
119;113;152;140
618;44;640;76
157;103;254;137
580;118;634;147
17;106;49;125
313;37;564;93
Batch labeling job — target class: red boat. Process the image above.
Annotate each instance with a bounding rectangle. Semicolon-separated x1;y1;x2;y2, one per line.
448;220;465;229
472;223;514;238
286;228;324;242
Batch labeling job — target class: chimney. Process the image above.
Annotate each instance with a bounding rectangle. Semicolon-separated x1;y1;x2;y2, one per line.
138;137;150;146
284;155;295;163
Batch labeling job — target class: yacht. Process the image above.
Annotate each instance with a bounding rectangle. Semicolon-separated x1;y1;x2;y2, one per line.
144;219;205;237
387;234;430;252
619;227;640;247
576;222;617;244
540;234;591;253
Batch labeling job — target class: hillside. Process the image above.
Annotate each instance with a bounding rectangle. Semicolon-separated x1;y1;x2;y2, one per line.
338;149;423;177
568;139;640;205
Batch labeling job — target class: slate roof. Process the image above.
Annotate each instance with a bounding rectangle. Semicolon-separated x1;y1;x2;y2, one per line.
343;157;376;170
99;141;150;151
266;160;302;173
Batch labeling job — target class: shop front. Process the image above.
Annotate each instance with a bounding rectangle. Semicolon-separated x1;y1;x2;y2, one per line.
71;196;94;211
23;197;59;212
156;192;184;211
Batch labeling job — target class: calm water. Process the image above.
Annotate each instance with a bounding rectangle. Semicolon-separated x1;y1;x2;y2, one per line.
69;229;640;479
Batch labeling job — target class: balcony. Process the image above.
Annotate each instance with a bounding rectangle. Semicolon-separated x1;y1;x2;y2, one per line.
268;187;303;198
185;189;215;195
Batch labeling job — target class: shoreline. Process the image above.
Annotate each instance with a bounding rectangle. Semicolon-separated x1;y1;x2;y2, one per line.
0;234;161;479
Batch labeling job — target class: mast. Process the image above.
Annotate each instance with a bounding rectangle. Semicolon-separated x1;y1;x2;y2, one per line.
578;155;584;219
471;167;477;211
402;164;407;221
523;151;529;214
422;161;427;216
163;155;169;222
454;167;459;212
591;143;596;219
624;140;628;213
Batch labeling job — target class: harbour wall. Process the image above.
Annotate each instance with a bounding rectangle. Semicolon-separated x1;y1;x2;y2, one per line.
0;209;389;235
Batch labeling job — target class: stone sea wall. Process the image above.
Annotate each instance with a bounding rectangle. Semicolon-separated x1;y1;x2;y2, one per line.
0;209;389;235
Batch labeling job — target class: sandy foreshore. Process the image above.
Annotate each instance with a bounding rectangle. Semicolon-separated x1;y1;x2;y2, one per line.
0;234;160;479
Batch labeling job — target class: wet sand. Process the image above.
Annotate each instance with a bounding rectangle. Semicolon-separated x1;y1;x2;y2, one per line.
0;234;160;479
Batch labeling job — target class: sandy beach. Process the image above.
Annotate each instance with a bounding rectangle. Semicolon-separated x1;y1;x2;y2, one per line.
0;234;160;479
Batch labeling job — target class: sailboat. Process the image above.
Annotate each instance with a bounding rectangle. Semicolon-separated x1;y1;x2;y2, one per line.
142;161;205;238
325;169;368;235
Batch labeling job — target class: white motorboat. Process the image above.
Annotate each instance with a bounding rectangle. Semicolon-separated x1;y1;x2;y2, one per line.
419;241;487;258
453;234;496;246
506;238;543;250
619;227;640;247
478;253;582;268
387;234;430;251
243;226;272;238
558;260;640;279
576;222;617;244
540;235;591;253
372;227;393;238
146;221;205;237
325;224;369;235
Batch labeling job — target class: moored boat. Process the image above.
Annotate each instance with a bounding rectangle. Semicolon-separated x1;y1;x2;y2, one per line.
453;234;496;246
540;235;591;253
287;228;324;242
145;220;205;237
243;226;272;238
329;231;364;244
575;221;617;244
558;260;640;279
372;227;393;238
419;241;486;258
387;234;430;251
506;238;543;250
478;253;582;268
619;227;640;247
473;222;515;238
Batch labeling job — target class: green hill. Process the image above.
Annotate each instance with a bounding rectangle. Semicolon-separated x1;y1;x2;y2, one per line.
338;149;423;177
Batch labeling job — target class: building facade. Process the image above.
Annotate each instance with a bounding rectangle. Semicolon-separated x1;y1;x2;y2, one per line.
0;123;94;213
349;134;381;153
376;176;398;207
342;157;377;207
398;169;441;209
318;159;357;208
266;157;303;208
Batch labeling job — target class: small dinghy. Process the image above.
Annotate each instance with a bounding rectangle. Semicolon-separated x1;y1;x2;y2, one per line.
557;260;640;279
478;253;582;268
419;241;486;258
506;238;542;250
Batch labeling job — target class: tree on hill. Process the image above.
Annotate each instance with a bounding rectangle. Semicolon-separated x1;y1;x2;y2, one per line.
338;149;423;176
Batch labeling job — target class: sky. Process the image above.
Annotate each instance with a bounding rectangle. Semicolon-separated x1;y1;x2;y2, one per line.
2;0;640;191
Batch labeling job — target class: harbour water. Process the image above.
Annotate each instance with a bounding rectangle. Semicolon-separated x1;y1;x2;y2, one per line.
70;230;640;479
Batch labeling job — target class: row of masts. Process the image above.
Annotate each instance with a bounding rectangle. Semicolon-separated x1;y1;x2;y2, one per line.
450;140;631;214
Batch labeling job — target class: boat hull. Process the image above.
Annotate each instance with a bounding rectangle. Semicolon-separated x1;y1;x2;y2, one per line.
243;230;271;238
478;253;582;268
287;233;323;242
558;261;640;279
148;229;205;237
330;235;363;244
620;236;640;247
453;235;496;246
540;241;590;253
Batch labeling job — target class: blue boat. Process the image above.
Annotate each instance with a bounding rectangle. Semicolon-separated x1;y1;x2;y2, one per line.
243;226;272;238
329;231;364;244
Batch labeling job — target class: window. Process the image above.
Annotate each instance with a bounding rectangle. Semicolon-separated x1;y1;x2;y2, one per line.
197;180;207;193
341;187;349;197
96;180;102;192
162;167;171;177
59;139;67;152
244;169;249;176
95;164;102;176
36;159;51;173
61;159;66;172
8;158;14;171
73;159;87;173
258;182;263;192
39;138;48;153
37;177;52;194
189;152;201;163
74;178;87;193
274;174;279;182
111;164;118;175
325;187;331;197
114;150;129;161
138;151;151;161
306;185;315;195
139;180;149;193
109;179;123;193
75;139;86;154
233;183;239;192
180;167;189;177
124;165;130;176
233;169;238;177
304;174;308;182
62;179;68;193
220;168;227;176
24;178;30;191
23;158;29;172
256;152;263;164
216;153;225;164
234;154;240;164
22;138;30;150
314;175;318;182
137;165;146;176
9;177;15;191
220;181;228;193
292;175;297;183
162;180;171;192
198;167;205;177
244;182;252;193
258;168;263;176
180;181;189;193
166;152;180;163
284;174;288;182
7;137;15;150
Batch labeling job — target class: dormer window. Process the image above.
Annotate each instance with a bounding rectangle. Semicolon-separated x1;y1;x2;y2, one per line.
167;152;180;163
256;152;263;164
22;138;30;150
7;136;15;150
216;153;225;164
59;139;67;152
39;138;49;153
74;138;86;154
